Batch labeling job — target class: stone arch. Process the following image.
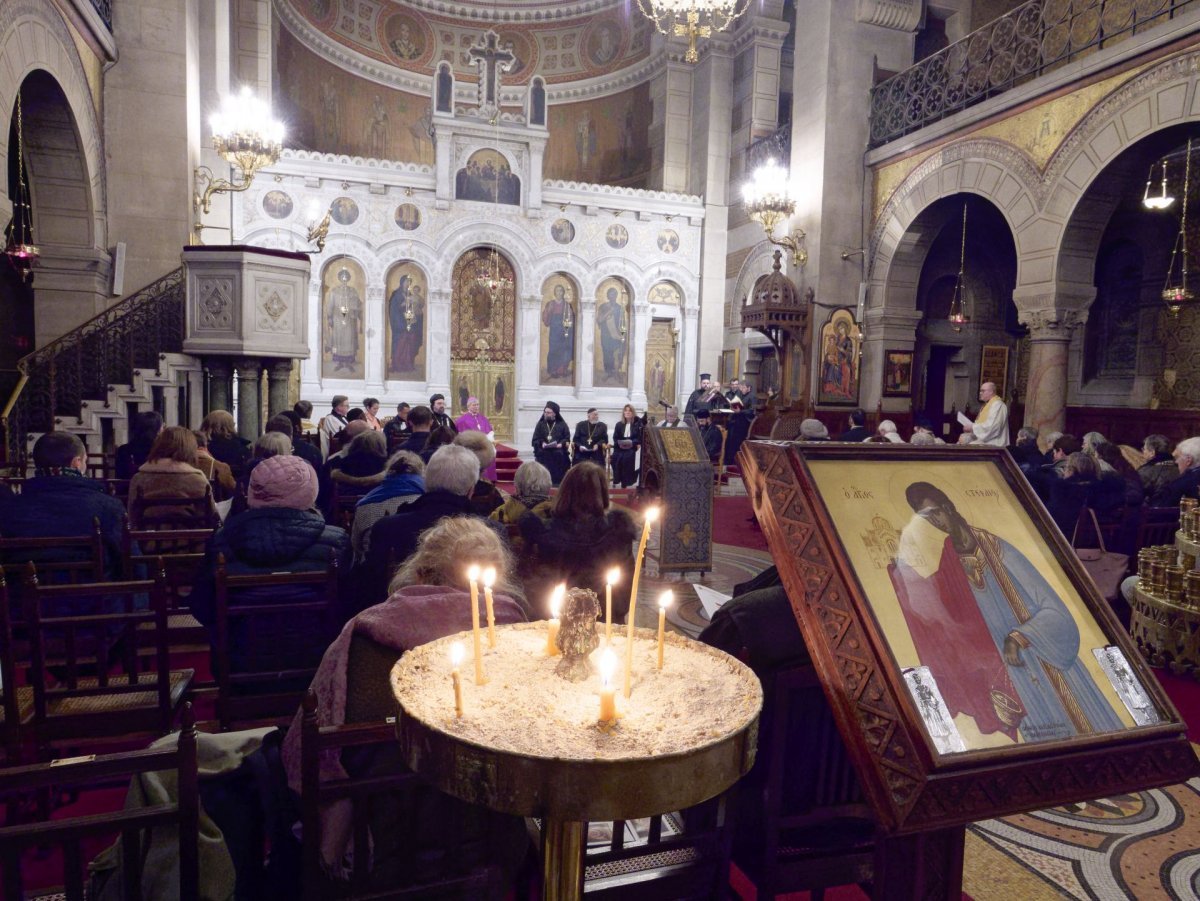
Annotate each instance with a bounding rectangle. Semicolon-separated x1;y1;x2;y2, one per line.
1045;50;1200;294
0;2;105;248
435;220;537;294
870;139;1039;308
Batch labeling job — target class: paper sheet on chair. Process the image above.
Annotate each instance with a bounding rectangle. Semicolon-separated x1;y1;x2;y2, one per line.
694;585;732;620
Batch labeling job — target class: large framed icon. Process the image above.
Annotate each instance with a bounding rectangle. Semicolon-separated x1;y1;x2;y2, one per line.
740;441;1197;834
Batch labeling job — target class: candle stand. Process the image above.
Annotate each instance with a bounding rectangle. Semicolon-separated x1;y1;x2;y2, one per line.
392;626;761;901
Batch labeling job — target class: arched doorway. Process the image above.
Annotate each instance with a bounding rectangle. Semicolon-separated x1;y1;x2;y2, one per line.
6;70;106;349
450;247;517;441
911;195;1019;434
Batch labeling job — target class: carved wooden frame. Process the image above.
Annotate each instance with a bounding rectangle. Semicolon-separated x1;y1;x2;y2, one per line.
740;441;1198;834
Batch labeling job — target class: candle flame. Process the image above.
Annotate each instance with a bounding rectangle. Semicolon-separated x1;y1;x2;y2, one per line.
467;564;480;582
645;506;660;523
606;567;621;586
599;648;617;686
481;566;496;588
550;583;566;618
450;641;465;667
659;590;674;611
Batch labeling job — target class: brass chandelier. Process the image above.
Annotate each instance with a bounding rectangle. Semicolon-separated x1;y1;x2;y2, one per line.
742;158;807;269
192;87;284;244
948;202;970;331
1162;138;1196;316
5;89;39;282
636;0;751;63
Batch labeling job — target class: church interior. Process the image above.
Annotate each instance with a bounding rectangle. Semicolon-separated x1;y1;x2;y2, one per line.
5;0;1200;898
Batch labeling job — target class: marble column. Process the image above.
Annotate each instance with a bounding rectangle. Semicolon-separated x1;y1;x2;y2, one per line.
206;357;233;414
235;359;263;439
1019;309;1086;439
266;360;294;420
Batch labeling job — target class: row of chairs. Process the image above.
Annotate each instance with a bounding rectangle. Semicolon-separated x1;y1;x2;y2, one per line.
1;538;341;765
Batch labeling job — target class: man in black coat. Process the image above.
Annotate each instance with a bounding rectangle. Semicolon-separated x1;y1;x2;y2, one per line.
1149;436;1200;507
684;373;712;416
836;409;869;442
572;408;608;467
5;431;126;581
357;445;488;606
397;404;434;458
696;408;724;463
281;411;323;473
429;394;457;434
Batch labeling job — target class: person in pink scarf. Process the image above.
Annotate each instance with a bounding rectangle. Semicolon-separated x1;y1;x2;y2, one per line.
453;396;497;481
282;516;529;892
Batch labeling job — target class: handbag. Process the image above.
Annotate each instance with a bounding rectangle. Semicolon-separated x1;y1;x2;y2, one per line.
1072;507;1129;601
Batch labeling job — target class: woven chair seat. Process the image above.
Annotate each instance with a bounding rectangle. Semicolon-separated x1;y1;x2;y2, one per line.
45;669;193;717
136;612;204;633
0;685;33;724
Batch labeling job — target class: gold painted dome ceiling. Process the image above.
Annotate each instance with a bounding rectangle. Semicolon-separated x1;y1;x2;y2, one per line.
279;0;655;87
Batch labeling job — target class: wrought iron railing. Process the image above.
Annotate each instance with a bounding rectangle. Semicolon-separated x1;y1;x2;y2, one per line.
747;123;791;172
869;0;1199;148
89;0;112;31
1;267;185;463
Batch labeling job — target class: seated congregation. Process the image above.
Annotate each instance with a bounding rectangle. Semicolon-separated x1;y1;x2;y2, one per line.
2;391;1198;900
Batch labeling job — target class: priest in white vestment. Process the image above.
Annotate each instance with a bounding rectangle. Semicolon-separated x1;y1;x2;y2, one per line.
964;381;1009;447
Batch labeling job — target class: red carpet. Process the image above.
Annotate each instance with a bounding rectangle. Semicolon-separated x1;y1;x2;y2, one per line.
713;495;770;552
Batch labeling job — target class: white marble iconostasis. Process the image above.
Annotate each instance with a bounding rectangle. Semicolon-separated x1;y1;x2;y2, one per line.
233;149;704;449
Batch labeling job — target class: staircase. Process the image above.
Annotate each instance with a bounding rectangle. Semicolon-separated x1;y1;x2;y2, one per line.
1;267;202;469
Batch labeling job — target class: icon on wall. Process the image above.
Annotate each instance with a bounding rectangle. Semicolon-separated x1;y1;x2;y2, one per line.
395;203;421;231
330;196;359;226
263;190;294;220
551;219;575;244
605;224;628;249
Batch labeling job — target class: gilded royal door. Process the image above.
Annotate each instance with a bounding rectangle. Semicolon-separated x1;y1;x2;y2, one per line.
450;248;518;442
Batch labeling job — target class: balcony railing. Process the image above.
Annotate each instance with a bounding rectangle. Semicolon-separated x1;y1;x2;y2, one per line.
90;0;112;31
869;0;1198;148
747;124;791;172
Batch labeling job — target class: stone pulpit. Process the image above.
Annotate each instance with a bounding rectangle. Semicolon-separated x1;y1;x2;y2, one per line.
182;245;312;437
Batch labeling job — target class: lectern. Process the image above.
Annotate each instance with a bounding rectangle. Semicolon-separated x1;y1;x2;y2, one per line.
739;441;1199;897
639;420;713;575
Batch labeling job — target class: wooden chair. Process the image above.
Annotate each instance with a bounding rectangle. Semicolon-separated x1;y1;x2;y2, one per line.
213;553;340;730
299;690;506;900
549;799;735;899
102;478;132;502
713;426;729;496
0;571;32;764
21;561;194;755
0;520;106;587
128;484;219;530
0;703;199;901
329;482;370;530
1134;505;1181;553
122;524;215;646
730;663;874;900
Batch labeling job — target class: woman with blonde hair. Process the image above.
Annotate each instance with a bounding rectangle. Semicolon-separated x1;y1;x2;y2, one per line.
193;429;236;498
200;409;251;475
610;403;642;488
127;426;217;528
282;515;528;891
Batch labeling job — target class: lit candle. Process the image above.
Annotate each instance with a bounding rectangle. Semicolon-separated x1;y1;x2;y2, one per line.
624;506;660;698
546;583;565;657
657;590;673;671
467;564;485;685
598;647;618;724
450;642;464;718
482;566;497;648
605;567;620;645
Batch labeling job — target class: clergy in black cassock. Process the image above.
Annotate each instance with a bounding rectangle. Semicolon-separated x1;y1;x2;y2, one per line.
695;408;724;463
572;408;608;467
684;372;712;416
533;401;571;485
